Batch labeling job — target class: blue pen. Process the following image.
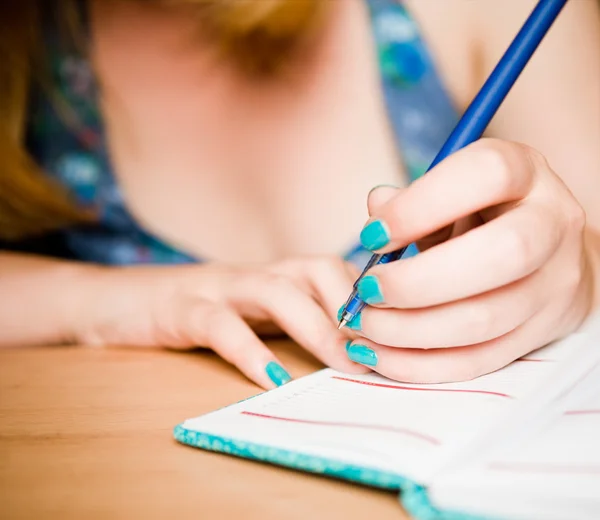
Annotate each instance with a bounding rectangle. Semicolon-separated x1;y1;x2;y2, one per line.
338;0;569;329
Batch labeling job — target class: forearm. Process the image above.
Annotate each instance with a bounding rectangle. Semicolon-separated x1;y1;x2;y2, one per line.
0;252;100;347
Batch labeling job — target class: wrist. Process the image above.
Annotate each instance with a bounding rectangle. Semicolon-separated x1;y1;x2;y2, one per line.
58;261;111;345
67;263;187;346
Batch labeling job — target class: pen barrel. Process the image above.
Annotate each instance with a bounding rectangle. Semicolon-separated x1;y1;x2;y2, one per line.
341;0;569;326
429;0;568;170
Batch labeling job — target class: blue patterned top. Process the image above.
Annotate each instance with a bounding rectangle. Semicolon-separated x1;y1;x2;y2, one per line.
26;0;458;267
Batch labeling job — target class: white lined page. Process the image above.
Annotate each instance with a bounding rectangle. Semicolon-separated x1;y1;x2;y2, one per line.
429;331;600;520
183;350;561;483
480;359;600;482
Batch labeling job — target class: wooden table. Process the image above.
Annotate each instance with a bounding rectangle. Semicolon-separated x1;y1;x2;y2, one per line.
0;341;408;519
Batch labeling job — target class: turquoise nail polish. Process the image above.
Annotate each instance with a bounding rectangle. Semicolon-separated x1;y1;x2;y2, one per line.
265;362;292;387
360;220;390;251
346;344;378;367
357;275;385;304
345;340;352;353
337;305;345;322
347;313;362;331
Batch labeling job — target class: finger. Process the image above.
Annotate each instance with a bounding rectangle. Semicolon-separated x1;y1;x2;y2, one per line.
230;274;369;374
269;257;358;325
302;258;361;324
367;185;400;215
361;201;561;308
416;214;482;252
181;302;293;389
359;139;536;253
354;266;549;349
344;321;545;384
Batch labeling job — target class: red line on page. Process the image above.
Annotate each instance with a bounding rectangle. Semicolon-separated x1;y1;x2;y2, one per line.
240;411;441;446
331;376;513;399
489;462;600;476
565;409;600;416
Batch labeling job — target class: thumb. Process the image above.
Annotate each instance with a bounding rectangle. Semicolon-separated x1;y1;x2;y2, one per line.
367;185;400;216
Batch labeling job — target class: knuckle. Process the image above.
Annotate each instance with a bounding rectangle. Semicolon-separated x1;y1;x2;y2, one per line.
268;273;298;296
565;202;587;234
465;304;495;342
475;140;513;189
268;258;296;275
229;272;255;294
562;265;584;296
474;139;531;195
522;144;548;170
266;271;290;287
234;266;294;299
202;306;247;360
173;295;209;333
204;304;230;334
183;301;231;349
502;225;536;275
257;273;306;308
255;272;294;294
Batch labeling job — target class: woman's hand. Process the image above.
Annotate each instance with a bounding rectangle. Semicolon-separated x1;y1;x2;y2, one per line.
345;138;597;383
73;257;367;389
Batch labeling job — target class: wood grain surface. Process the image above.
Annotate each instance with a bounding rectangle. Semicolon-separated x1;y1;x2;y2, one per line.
0;341;409;519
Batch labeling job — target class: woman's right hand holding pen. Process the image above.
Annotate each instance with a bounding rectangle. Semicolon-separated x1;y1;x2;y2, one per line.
344;139;600;382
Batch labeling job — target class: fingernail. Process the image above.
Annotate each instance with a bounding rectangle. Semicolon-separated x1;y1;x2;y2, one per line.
347;313;362;331
360;220;390;251
357;275;384;304
345;340;352;353
368;184;398;196
346;344;378;367
337;304;345;322
265;362;292;387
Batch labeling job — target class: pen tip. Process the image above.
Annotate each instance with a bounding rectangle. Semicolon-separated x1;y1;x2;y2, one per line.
337;319;348;330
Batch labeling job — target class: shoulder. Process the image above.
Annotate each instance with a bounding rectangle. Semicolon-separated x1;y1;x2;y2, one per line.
403;0;600;109
467;0;600;73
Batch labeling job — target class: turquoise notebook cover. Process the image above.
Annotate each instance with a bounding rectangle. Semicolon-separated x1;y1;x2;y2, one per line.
174;397;496;520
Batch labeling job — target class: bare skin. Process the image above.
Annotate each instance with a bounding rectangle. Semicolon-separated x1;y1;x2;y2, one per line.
1;0;599;388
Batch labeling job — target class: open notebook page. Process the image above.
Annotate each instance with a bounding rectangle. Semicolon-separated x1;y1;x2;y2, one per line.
180;335;581;485
428;317;600;519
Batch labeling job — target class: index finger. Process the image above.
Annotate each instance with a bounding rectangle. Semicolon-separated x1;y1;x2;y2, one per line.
359;139;537;253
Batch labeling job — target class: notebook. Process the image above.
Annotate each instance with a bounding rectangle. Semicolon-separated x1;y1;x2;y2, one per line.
174;312;600;520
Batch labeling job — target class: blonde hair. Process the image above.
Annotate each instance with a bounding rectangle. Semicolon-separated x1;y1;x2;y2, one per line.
0;0;324;241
